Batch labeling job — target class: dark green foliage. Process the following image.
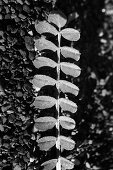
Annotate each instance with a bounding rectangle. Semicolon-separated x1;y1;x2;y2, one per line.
0;0;113;170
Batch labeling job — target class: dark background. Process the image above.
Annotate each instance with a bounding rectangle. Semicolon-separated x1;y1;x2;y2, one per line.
0;0;113;170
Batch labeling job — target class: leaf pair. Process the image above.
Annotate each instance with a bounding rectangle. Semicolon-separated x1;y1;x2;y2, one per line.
31;75;79;96
32;96;77;113
42;157;74;170
34;116;75;132
33;57;81;78
35;21;80;41
37;135;75;152
35;10;80;41
35;38;80;61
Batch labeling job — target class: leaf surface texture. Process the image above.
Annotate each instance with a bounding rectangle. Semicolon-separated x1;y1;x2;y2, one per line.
48;11;67;28
41;159;57;170
35;37;57;52
59;98;77;113
37;136;56;151
60;62;81;77
35;116;56;131
35;21;58;35
33;96;56;109
60;157;74;169
59;116;76;130
33;57;57;69
61;28;80;41
31;75;56;89
60;136;75;151
61;46;80;61
58;80;79;96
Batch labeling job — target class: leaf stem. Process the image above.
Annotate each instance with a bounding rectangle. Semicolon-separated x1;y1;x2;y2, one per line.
56;31;61;170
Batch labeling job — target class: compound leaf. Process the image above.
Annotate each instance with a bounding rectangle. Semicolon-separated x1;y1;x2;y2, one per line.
60;136;75;151
34;116;56;131
58;80;79;96
35;21;58;35
41;159;57;170
32;96;56;109
37;136;56;151
60;46;80;61
61;28;80;41
33;57;57;69
59;98;77;113
31;75;56;89
35;37;57;52
60;62;81;77
48;11;67;28
60;157;74;170
60;116;76;130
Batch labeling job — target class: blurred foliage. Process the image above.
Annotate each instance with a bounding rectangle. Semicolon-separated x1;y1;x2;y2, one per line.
0;0;113;170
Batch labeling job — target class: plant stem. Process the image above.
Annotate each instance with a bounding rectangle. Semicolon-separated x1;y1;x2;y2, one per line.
56;31;61;170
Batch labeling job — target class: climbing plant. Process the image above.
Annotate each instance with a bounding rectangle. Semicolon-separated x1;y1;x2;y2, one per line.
31;10;81;170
